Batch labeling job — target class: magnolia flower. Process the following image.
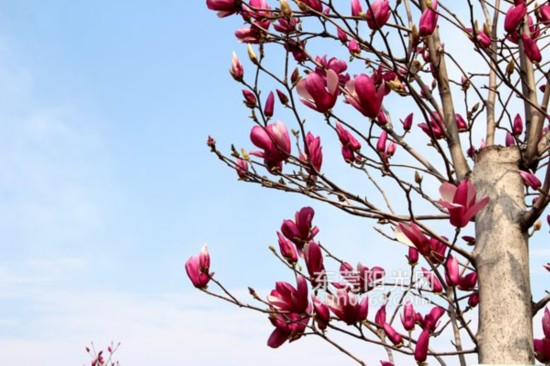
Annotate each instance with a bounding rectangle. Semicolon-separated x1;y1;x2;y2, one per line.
348;39;361;54
304;241;325;279
281;206;319;249
401;301;416;331
300;132;323;173
513;113;523;135
419;0;439;36
402;113;413;131
351;0;362;17
267;311;310;348
519;170;542;190
521;33;542;63
504;2;527;33
383;323;403;346
236;158;248;179
297;70;339;113
421;267;443;293
229;52;243;81
277;232;298;264
336;122;362;163
250;121;291;172
185;244;212;288
344;74;385;118
365;0;391;30
445;256;459;286
264;91;275;117
268;275;309;313
312;295;330;330
415;329;431;362
206;0;241;18
326;289;369;325
439;179;490;228
458;271;478;291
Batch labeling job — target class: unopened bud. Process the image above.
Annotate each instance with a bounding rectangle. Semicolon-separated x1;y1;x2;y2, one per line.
415;171;423;184
247;44;258;64
241;148;250;160
535;220;542;231
506;59;515;75
280;0;293;17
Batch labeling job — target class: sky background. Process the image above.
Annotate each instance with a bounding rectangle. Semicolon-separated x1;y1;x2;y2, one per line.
0;1;549;365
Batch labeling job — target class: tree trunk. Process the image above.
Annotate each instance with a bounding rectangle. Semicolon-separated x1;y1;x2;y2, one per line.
473;146;534;364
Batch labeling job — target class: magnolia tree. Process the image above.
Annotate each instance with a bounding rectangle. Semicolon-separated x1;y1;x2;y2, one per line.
187;0;550;364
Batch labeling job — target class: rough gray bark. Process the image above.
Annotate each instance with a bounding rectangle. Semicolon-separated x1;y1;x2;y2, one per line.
472;146;533;364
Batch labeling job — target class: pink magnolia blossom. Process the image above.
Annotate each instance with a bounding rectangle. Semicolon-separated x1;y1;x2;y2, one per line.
439;179;490;228
300;132;323;173
504;2;527;33
380;362;393;366
315;56;350;87
505;132;516;147
419;0;439;36
468;292;479;307
206;0;241;18
345;74;385;118
521;33;542;63
304;241;325;279
422;306;445;331
348;39;361;54
414;329;431;362
351;0;362;17
534;308;550;362
268;275;309;313
264;91;275;117
267;311;310;348
277;232;298;264
336;122;362;163
467;27;491;48
543;308;550;338
538;4;550;23
297;70;339;113
337;27;348;42
421;267;443;293
375;304;387;326
281;206;319;249
229;52;243;81
250;121;291;172
326;289;369;325
339;262;385;293
185;245;212;289
273;17;298;33
458;271;478;291
401;112;413;131
242;89;257;108
300;0;323;13
312;295;330;330
519;170;542;190
513;113;523;135
385;142;396;157
376;131;388;152
401;301;416;331
383;323;403;346
365;0;391;30
236;158;248;179
395;223;446;264
418;113;445;139
455;113;468;132
407;246;419;265
445;255;459;286
276;89;289;105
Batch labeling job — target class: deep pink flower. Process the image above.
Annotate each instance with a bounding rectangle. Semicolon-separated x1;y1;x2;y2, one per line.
519;170;542;190
315;56;350;87
468;292;479;307
395;222;431;257
276;89;289;105
304;241;325;279
383;323;403;346
206;0;241;18
281;207;319;249
467;27;491;48
422;306;445;331
505;132;516;147
445;255;459;286
273;17;298;33
538;4;550;23
505;2;527;33
402;112;413;131
268;275;309;313
285;39;308;63
535;338;550;363
300;0;323;12
250;121;291;172
386;142;396;157
242;89;257;108
351;0;362;17
185;244;212;289
235;26;264;43
439;179;490;228
455;113;468;132
414;329;431;362
327;289;369;325
458;271;478;291
401;301;416;331
365;0;391;30
348;39;361;54
380;362;393;366
312;295;330;330
543;307;550;338
264;91;275;117
297;70;339;113
418;113;445;139
300;132;323;173
421;267;443;293
521;33;542;63
513;113;523;135
337;27;349;42
229;52;243;81
345;74;385;118
236;158;248;179
377;131;388;152
267;311;310;348
407;246;419;265
277;232;298;264
375;304;387;326
336;122;362;163
419;0;439;36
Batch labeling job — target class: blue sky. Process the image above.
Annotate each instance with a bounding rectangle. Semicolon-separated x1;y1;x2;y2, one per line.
0;1;549;365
